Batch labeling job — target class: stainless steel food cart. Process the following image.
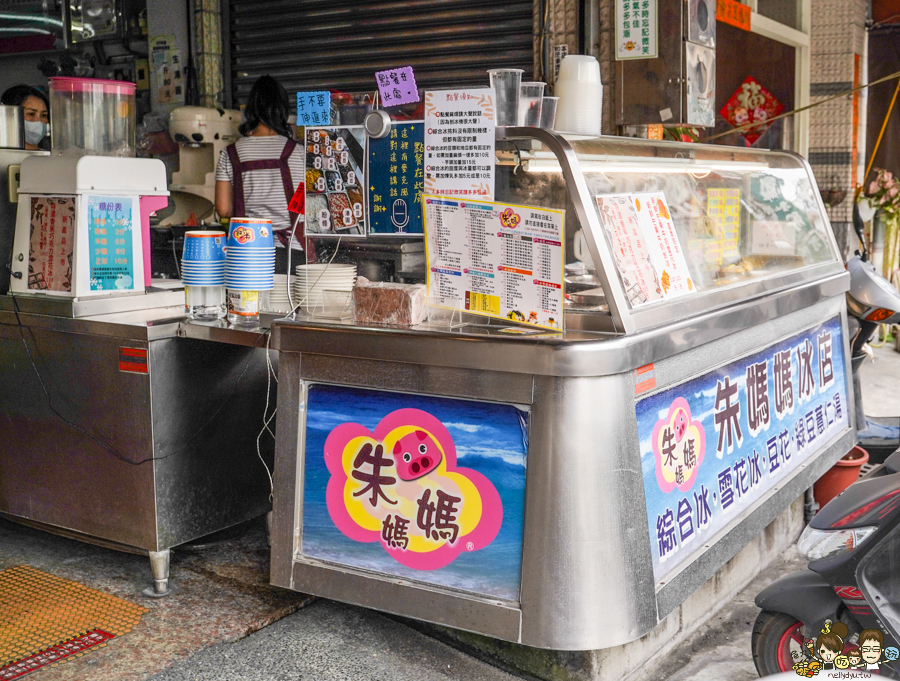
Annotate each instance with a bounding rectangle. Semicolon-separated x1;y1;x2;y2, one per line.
0;293;276;594
268;129;854;650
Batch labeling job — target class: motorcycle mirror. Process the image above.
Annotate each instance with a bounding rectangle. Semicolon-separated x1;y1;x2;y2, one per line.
853;202;868;262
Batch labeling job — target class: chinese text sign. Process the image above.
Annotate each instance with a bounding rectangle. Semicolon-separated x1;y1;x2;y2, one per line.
616;0;658;60
375;67;419;107
637;317;849;584
87;196;135;292
296;91;331;127
424;197;565;330
369;123;424;233
301;384;527;601
424;89;495;200
28;196;75;292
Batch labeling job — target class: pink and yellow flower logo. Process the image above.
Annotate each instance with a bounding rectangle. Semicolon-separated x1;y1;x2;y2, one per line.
499;207;520;229
324;408;503;570
651;397;706;493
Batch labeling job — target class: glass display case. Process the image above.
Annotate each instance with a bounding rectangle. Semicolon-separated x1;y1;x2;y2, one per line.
496;129;844;333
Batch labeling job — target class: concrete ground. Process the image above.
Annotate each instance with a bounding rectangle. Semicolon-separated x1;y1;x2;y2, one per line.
859;339;900;417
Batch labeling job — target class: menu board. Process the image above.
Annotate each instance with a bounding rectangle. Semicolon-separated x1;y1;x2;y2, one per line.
632;192;694;298
304;127;367;237
595;192;695;307
705;188;740;265
423;89;495;200
87;195;135;291
595;195;663;307
368;122;424;234
28;196;75;292
424;196;564;330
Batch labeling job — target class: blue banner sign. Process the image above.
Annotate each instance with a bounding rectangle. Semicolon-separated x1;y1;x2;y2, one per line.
637;316;850;583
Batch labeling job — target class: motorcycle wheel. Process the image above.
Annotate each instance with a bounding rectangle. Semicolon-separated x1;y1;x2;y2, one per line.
752;610;805;676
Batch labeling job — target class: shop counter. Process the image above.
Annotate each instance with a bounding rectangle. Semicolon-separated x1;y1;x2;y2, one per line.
268;132;855;649
0;293;276;594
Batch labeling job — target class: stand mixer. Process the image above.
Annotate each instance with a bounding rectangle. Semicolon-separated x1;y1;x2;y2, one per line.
162;106;240;226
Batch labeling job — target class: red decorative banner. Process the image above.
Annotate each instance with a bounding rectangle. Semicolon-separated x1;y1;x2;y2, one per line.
719;76;784;145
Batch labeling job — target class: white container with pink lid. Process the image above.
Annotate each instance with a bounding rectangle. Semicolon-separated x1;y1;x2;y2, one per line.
49;77;136;158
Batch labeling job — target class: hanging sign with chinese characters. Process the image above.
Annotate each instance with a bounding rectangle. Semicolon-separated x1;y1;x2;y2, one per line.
375;66;419;107
86;196;136;291
301;384;528;601
616;0;658;60
368;122;424;234
296;91;331;127
637;317;850;584
424;88;495;200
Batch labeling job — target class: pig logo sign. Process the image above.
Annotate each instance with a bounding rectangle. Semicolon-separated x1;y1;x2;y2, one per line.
652;397;706;493
323;408;503;570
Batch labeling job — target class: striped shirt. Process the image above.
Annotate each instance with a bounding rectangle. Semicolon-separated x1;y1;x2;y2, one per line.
215;136;305;249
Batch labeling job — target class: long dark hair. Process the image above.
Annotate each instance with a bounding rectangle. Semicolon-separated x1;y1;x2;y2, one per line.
1;84;49;109
239;75;292;138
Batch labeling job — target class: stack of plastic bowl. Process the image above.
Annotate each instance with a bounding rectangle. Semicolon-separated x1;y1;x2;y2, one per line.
265;274;293;313
554;55;603;136
487;68;523;127
292;264;357;315
224;217;275;325
181;230;226;319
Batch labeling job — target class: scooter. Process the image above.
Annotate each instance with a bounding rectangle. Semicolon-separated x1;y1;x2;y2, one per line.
847;203;900;462
752;205;900;677
752;449;900;676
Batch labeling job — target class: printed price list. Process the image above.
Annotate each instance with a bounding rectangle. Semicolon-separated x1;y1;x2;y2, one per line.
424;197;565;330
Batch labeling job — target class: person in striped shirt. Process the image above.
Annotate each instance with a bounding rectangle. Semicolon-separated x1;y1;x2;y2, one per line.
215;75;308;272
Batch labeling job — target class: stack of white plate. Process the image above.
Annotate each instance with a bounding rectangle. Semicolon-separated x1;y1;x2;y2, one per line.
265;274;293;313
291;264;357;312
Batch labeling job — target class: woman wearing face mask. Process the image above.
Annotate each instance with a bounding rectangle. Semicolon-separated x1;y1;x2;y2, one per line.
1;85;49;150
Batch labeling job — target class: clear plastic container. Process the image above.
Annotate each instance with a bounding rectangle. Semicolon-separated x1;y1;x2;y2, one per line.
49;77;136;157
226;288;261;325
517;82;545;127
185;285;226;320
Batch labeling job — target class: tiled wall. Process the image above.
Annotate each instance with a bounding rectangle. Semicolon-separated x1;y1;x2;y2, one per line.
808;0;868;255
195;0;224;109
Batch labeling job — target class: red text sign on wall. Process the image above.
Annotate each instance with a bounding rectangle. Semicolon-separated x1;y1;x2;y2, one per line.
717;0;751;30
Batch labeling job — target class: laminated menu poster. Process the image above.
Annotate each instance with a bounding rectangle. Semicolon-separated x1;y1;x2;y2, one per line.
86;195;136;291
595;192;695;306
424;196;564;330
423;89;495;200
305;127;367;237
28;196;75;292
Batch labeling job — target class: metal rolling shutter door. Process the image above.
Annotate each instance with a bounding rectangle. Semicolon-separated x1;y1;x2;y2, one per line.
227;0;535;105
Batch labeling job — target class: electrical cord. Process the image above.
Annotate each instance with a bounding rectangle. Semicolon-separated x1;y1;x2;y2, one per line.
9;293;265;466
256;331;277;501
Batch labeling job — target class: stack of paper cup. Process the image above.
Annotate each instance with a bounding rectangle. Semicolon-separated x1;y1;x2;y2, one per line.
554;55;603;136
224;218;275;291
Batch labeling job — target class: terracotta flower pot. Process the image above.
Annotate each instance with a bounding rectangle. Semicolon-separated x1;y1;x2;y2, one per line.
813;446;870;510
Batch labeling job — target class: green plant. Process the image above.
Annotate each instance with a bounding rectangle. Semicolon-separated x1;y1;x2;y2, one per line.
866;168;900;279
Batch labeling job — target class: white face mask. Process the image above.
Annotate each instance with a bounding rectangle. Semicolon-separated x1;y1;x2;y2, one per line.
24;120;47;146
